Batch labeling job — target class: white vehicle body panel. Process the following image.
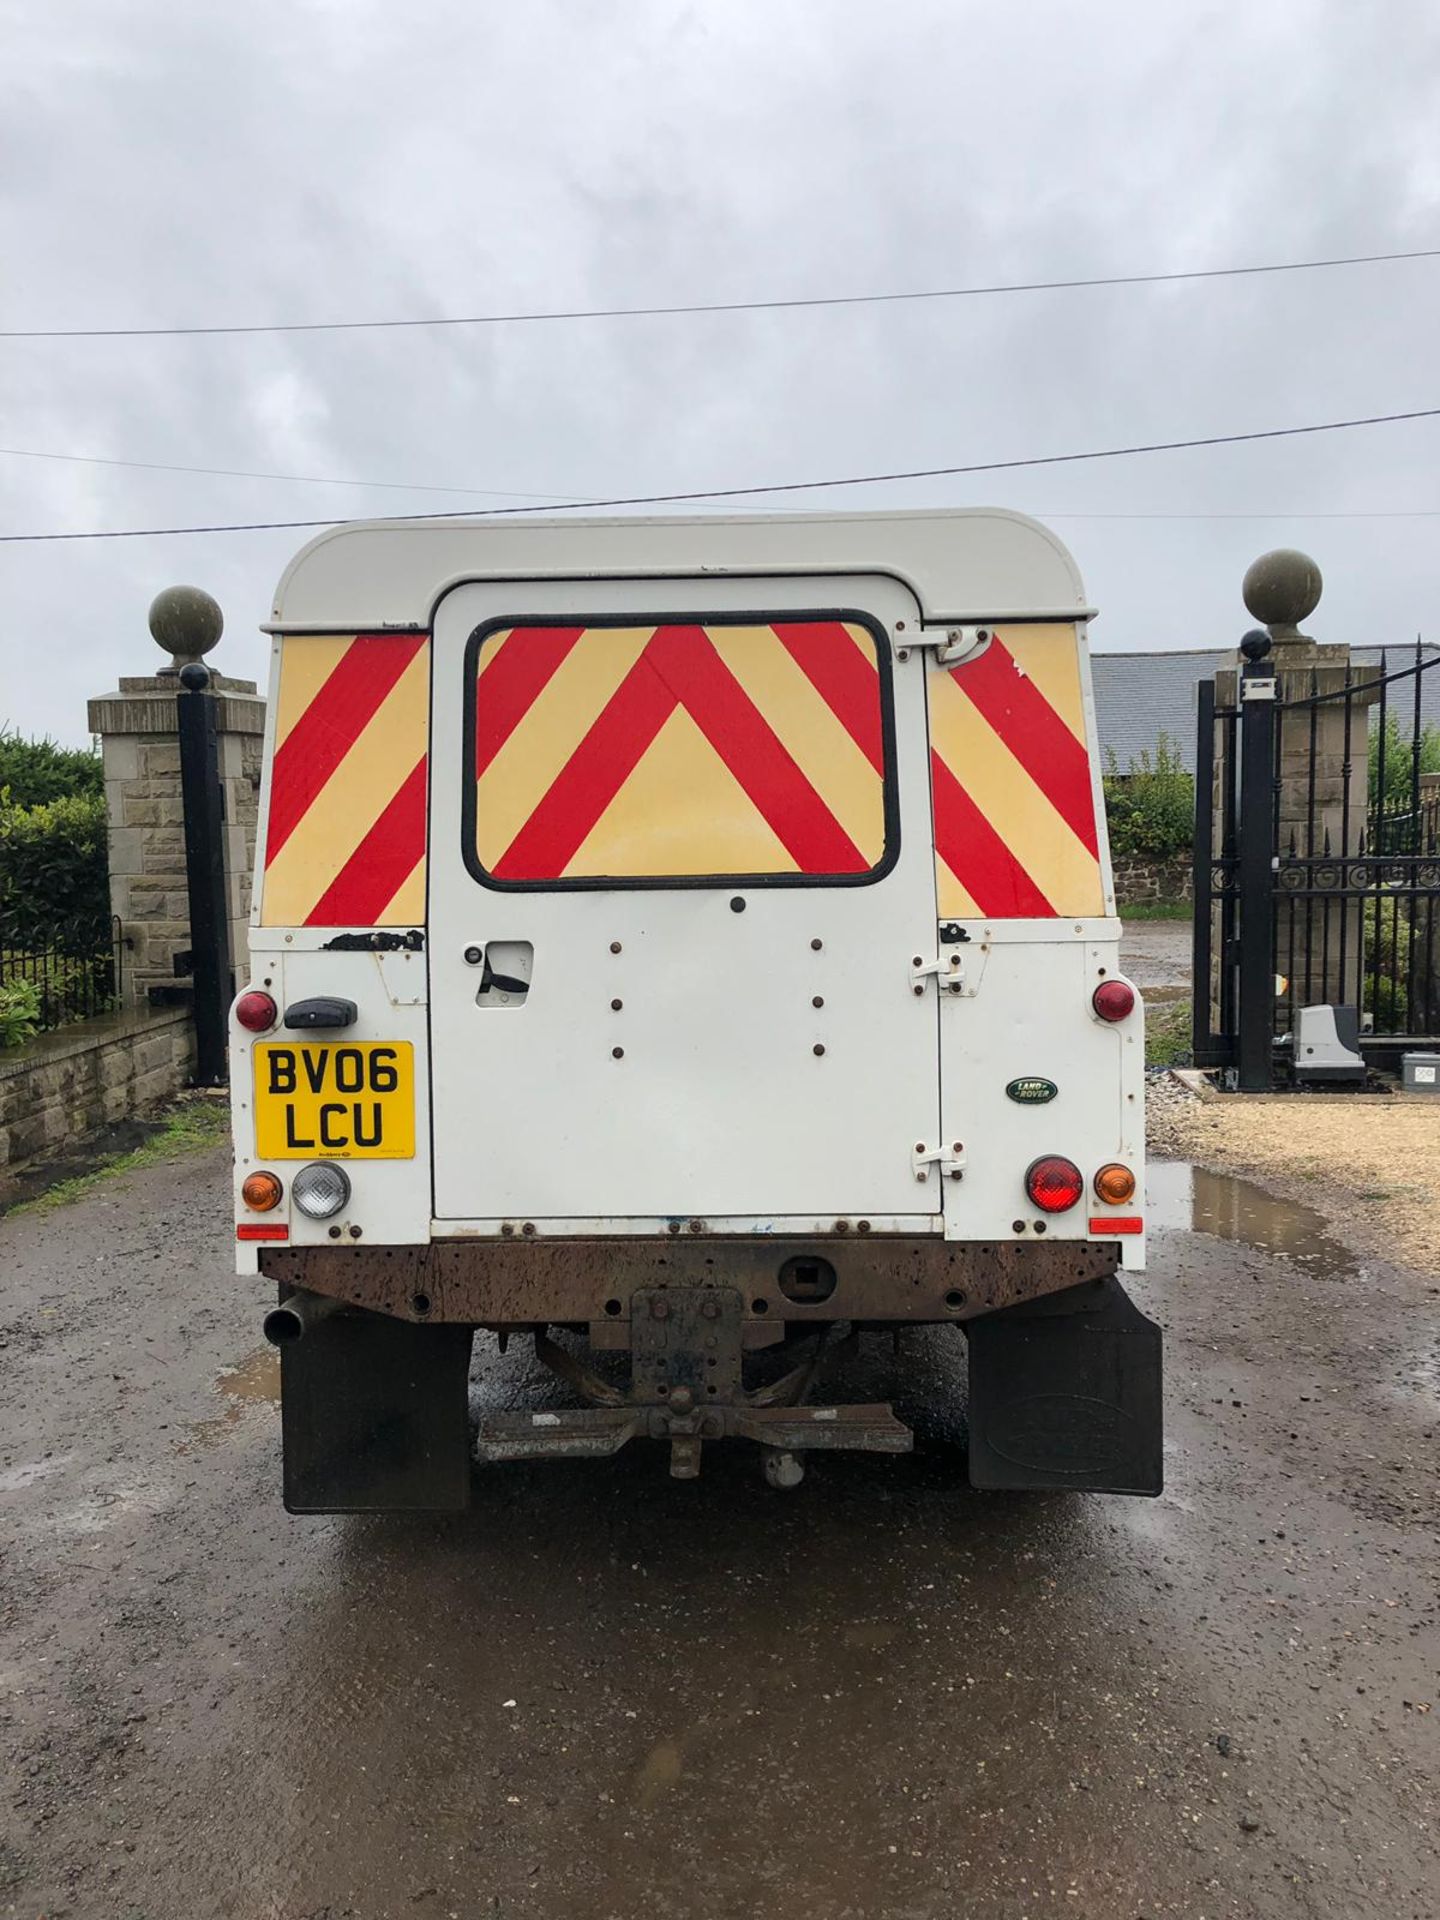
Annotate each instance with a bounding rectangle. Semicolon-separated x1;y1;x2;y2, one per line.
234;509;1144;1279
427;573;942;1226
936;925;1145;1266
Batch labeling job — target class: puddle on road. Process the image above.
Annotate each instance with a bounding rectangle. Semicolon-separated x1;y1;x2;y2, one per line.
183;1347;280;1450
217;1348;281;1406
632;1738;685;1808
1147;1159;1357;1278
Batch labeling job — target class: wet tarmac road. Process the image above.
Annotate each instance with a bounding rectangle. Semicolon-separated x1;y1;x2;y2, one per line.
1;1149;1436;1919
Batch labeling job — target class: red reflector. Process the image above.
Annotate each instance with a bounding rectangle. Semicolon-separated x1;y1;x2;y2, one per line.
235;989;278;1033
1025;1155;1084;1213
1088;1215;1144;1235
1092;978;1136;1023
237;1223;289;1242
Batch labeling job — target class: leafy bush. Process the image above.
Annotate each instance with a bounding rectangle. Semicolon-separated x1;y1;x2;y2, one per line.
0;791;111;955
0;978;42;1048
1362;897;1411;1030
0;727;102;808
1368;714;1440;816
1103;733;1195;861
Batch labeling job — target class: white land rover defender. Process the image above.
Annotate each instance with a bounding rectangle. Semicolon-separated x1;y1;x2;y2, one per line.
231;509;1156;1509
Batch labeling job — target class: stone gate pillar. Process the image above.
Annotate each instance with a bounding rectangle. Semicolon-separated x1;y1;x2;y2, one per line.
1215;550;1373;1021
87;590;266;1013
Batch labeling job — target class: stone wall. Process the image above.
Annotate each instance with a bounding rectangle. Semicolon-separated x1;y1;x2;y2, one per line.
1112;854;1192;905
0;1007;194;1172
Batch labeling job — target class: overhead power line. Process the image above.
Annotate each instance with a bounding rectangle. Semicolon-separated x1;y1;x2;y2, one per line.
1;405;1435;544
2;246;1437;341
0;443;582;502
1044;508;1440;520
4;439;1438;522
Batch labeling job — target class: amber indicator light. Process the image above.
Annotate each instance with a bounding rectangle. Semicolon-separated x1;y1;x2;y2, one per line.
1093;1162;1137;1205
241;1170;284;1212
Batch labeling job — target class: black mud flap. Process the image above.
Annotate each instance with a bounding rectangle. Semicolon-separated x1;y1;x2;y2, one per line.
280;1310;474;1513
965;1277;1162;1495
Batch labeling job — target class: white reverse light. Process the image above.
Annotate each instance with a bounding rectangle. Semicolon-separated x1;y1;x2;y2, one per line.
291;1161;351;1220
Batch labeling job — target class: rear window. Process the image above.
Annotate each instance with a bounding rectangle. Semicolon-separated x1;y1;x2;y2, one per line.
463;615;896;888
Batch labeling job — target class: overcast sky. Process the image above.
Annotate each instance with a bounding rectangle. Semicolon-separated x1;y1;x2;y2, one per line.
2;0;1437;745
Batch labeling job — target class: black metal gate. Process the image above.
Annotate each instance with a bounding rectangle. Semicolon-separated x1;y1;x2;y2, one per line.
1192;636;1440;1088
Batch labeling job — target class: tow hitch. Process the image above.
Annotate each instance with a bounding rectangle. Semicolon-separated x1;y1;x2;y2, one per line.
472;1286;912;1484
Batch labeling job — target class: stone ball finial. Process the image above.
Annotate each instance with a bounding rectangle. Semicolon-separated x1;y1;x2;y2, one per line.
149;585;223;668
1241;549;1322;637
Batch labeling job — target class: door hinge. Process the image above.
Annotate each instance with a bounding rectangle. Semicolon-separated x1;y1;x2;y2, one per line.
894;624;992;665
910;947;966;996
912;1139;966;1183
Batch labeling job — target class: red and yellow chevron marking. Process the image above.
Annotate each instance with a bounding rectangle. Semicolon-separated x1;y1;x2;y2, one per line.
473;622;886;880
929;624;1105;919
260;633;430;927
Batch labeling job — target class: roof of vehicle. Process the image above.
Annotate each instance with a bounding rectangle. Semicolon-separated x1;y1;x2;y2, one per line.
267;508;1092;632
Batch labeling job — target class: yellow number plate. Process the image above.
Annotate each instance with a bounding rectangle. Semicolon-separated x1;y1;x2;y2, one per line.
253;1042;415;1160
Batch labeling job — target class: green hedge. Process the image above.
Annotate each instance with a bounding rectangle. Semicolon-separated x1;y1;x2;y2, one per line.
0;791;111;954
0;727;102;809
1103;733;1195;861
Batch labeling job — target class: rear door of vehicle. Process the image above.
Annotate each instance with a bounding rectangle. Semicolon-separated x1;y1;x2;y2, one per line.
428;573;941;1228
921;622;1124;1243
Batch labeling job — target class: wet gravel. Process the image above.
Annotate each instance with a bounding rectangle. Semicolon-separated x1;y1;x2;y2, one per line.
1;1145;1437;1919
1150;1073;1440;1275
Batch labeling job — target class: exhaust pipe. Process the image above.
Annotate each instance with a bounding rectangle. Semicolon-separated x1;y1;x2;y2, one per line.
263;1289;343;1347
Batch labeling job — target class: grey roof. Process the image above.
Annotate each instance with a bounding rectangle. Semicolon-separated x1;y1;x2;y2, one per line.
1092;646;1440;774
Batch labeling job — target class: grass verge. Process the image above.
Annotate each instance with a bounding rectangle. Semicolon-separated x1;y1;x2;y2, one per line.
1146;997;1192;1069
5;1094;229;1216
1121;899;1193;922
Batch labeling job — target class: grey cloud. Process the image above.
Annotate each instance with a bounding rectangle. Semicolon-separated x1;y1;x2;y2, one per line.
1;0;1437;742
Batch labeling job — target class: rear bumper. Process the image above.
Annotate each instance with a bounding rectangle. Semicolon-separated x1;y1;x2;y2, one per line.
259;1236;1119;1338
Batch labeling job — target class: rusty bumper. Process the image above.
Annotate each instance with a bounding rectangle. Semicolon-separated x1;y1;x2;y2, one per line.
259;1237;1118;1341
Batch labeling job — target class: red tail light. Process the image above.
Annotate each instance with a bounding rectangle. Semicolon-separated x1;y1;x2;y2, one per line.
1092;979;1136;1023
1025;1155;1084;1213
235;989;278;1033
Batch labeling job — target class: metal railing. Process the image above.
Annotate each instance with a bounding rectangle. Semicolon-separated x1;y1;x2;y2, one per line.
1195;637;1440;1086
0;916;123;1035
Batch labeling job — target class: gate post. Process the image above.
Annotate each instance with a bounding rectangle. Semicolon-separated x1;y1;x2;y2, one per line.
1236;632;1277;1091
88;590;264;1040
175;661;232;1086
149;588;235;1087
1240;549;1373;1027
1190;678;1217;1066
